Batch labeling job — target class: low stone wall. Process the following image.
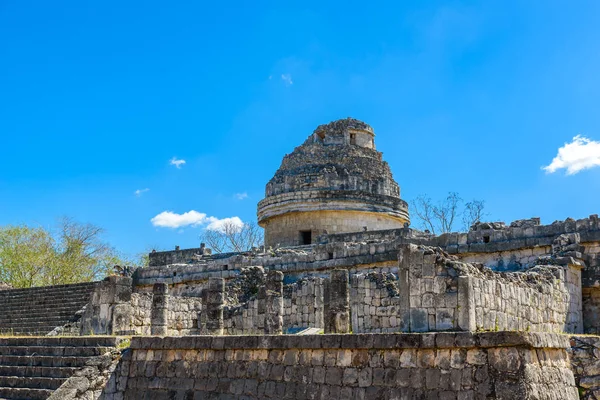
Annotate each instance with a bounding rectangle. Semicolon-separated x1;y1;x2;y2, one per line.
467;268;569;333
399;244;581;334
224;298;262;335
129;293;202;336
584;287;600;334
283;277;325;331
101;332;578;399
137;239;400;288
350;271;402;333
569;335;600;399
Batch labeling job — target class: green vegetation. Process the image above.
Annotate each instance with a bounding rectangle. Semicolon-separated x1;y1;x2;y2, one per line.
0;217;146;289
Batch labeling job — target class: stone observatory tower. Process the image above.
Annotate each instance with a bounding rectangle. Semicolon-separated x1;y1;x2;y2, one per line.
257;118;410;247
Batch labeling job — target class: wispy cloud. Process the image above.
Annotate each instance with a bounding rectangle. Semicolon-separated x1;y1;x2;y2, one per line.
543;135;600;175
134;188;150;197
281;73;293;86
234;192;248;200
151;210;244;231
169;157;186;169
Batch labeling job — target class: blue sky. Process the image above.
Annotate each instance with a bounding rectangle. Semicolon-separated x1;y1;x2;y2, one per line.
1;1;600;257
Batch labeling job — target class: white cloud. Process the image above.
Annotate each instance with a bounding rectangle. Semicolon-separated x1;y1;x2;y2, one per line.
170;157;186;169
151;210;208;228
235;192;248;200
206;216;244;233
134;188;150;197
151;210;244;231
281;73;293;86
543;135;600;175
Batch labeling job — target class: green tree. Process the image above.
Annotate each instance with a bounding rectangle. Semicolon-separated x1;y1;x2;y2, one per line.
0;218;130;288
0;225;55;288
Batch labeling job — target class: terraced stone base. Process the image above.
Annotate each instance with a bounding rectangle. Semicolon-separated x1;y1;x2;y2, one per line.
103;332;579;400
0;282;99;336
0;337;122;400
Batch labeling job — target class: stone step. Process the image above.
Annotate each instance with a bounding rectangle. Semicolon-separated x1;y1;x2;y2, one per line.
0;376;65;390
0;336;120;400
0;320;78;329
0;366;77;379
0;346;110;357
0;286;95;296
0;312;81;321
0;316;80;326
0;282;97;296
0;327;74;337
0;386;53;400
0;297;91;308
0;329;60;337
0;305;86;317
0;289;93;299
0;337;120;348
0;297;89;311
0;297;91;307
0;355;90;368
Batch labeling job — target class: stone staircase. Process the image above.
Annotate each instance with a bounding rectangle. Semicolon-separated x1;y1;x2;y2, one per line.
0;336;120;400
0;283;99;336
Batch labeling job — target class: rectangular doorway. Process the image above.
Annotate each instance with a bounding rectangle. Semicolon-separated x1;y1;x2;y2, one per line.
300;230;312;245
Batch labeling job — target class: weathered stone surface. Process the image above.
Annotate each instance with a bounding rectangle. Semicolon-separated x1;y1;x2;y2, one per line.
106;332;578;399
257;118;409;247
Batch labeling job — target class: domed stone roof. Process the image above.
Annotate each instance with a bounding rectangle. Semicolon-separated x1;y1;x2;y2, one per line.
265;118;400;198
257;118;409;238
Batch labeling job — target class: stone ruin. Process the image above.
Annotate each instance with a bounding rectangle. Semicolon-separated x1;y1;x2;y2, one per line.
2;118;600;399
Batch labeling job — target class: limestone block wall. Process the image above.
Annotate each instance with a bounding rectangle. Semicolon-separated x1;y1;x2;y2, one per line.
569;335;600;398
224;299;263;335
350;272;402;333
468;272;569;333
399;244;579;334
262;209;406;248
102;332;579;400
583;287;600;334
128;293;202;336
137;238;401;289
283;277;325;331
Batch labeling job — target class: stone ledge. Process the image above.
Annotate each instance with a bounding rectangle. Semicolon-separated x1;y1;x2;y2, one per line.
130;331;570;351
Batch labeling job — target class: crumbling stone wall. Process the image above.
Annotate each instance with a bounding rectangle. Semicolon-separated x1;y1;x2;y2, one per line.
569;335;600;399
283;277;324;331
399;244;579;333
48;348;123;400
223;298;262;335
221;268;285;335
467;268;570;333
350;272;402;333
127;292;202;336
103;332;578;399
584;288;600;334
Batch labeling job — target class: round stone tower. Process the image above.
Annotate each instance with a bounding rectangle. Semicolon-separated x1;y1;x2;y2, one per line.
257;118;410;247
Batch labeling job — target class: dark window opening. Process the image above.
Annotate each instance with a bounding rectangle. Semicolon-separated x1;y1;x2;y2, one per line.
483;235;490;243
328;252;334;260
300;230;312;245
350;133;357;145
223;265;229;270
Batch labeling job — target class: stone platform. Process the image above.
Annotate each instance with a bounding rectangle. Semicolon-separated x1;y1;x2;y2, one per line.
102;332;578;400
